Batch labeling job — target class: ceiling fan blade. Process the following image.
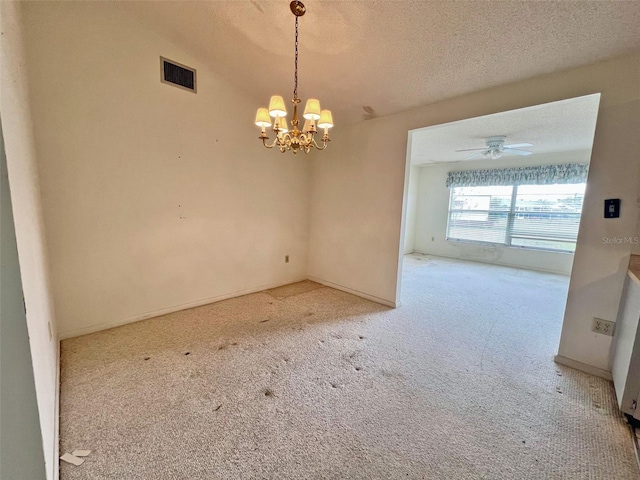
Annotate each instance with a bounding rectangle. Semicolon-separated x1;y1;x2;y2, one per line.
455;147;486;152
464;152;485;160
503;148;532;156
503;143;533;149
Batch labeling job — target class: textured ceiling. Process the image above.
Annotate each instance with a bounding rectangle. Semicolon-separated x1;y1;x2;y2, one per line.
124;0;640;124
409;94;601;165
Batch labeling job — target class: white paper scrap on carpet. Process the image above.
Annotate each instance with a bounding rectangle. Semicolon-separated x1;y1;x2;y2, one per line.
60;453;84;466
71;450;92;457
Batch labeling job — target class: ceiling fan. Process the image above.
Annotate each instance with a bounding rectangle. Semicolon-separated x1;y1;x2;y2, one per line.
456;136;533;160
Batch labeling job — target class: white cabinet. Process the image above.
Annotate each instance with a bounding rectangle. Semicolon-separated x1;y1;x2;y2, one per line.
611;271;640;420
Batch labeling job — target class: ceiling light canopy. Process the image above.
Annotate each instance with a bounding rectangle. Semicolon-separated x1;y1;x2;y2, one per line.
255;1;334;155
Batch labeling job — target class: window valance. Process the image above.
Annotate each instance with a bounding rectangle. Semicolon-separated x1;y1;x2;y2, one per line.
446;163;589;188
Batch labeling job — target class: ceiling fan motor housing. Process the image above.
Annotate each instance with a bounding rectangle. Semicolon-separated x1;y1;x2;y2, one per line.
486;135;507;151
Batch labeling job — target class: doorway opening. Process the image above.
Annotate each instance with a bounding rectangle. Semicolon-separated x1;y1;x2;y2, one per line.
396;94;601;366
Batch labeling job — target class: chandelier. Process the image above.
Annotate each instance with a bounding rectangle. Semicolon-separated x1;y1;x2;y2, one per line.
254;1;334;154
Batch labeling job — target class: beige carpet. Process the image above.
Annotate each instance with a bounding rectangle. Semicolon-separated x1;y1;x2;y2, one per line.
59;254;639;479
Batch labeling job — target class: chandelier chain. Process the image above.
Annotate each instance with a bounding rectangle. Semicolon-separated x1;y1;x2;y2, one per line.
294;13;299;100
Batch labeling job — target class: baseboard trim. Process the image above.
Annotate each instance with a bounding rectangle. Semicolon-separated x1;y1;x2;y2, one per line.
58;277;307;340
411;250;571;276
307;276;396;308
554;355;612;380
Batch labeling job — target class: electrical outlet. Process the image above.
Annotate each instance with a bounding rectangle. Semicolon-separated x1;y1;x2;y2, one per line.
285;255;289;263
592;318;615;337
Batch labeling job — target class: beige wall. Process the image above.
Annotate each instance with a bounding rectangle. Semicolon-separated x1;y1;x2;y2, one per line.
309;54;640;371
403;165;419;255
0;2;59;478
21;1;310;339
411;150;593;275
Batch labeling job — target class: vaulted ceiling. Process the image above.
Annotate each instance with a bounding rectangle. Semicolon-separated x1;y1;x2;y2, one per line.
124;0;640;124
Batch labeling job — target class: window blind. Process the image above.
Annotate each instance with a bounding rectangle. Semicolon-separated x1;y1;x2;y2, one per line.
447;183;585;252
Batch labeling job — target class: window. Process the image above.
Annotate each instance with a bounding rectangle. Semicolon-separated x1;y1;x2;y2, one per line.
447;183;585;252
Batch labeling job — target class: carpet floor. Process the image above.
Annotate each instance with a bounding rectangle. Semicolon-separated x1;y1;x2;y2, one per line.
59;254;639;479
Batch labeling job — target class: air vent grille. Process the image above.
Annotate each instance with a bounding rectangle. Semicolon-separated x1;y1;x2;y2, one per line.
160;57;196;93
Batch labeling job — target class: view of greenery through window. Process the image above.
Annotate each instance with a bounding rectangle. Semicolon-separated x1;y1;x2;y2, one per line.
447;183;586;252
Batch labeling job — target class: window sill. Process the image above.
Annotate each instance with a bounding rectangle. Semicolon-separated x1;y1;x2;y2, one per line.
445;238;575;254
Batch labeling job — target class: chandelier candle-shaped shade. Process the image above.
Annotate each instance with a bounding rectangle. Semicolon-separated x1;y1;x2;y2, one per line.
303;99;321;120
255;1;334;154
269;96;287;118
318;110;334;134
276;117;289;134
254;108;272;133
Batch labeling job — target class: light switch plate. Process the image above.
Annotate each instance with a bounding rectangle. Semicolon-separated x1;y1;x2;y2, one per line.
604;198;620;218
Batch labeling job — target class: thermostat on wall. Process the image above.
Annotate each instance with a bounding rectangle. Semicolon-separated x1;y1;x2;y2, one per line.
604;199;620;218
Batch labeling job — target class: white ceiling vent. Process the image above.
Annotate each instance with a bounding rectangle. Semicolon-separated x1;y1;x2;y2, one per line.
160;57;196;93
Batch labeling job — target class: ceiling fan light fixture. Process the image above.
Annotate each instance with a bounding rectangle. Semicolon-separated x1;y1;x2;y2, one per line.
255;1;333;154
456;135;533;160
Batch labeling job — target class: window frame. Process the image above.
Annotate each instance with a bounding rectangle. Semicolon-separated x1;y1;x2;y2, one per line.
446;184;584;253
